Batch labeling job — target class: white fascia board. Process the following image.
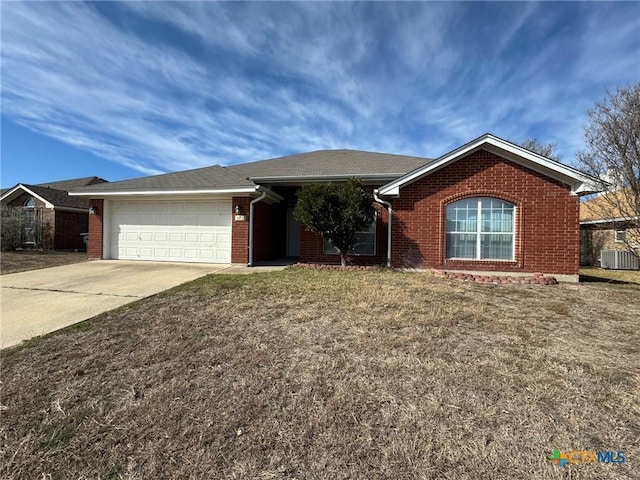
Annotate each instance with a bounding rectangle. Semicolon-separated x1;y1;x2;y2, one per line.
69;187;259;197
0;184;54;208
378;134;601;197
480;143;598;195
581;216;640;225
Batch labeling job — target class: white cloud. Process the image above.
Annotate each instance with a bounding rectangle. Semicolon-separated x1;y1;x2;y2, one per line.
1;2;638;176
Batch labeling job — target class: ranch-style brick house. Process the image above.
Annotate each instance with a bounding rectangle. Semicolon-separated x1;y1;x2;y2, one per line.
71;134;599;282
1;176;107;250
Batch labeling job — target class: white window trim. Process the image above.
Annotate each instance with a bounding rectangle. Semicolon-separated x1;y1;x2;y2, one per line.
446;198;516;262
614;230;626;243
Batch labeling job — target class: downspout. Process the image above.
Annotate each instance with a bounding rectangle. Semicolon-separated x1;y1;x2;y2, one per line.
248;190;268;267
374;191;392;268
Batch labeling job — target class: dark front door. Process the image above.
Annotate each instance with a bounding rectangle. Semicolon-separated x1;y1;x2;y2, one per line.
286;208;301;257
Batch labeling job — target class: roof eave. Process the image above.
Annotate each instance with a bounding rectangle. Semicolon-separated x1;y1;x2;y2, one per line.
378;134;602;197
54;206;90;213
69;186;259;197
0;184;55;208
580;216;640;225
250;173;405;185
256;186;284;202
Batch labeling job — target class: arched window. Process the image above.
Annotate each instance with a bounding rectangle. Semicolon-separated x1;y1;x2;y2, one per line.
446;197;515;261
23;198;35;208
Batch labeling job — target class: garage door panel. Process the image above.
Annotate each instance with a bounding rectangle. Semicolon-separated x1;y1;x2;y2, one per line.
184;233;199;243
217;232;231;243
153;248;168;259
111;200;232;264
184;249;199;259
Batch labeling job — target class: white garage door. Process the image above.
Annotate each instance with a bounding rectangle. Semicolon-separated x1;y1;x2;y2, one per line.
110;200;232;263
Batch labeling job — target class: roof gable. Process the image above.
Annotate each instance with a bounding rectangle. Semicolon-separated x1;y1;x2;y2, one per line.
0;184;90;209
377;134;600;197
0;177;107;209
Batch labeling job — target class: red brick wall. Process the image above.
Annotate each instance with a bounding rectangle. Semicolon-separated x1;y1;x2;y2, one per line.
230;198;278;264
87;199;104;259
390;149;579;275
54;210;88;250
231;197;250;264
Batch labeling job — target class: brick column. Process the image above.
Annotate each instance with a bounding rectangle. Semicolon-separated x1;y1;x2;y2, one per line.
231;197;250;264
87;199;104;259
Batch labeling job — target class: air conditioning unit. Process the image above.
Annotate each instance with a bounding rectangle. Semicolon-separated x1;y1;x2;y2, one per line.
600;250;640;270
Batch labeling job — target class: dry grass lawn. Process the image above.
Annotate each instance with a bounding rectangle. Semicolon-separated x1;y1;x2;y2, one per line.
1;269;638;479
0;251;87;275
580;266;640;285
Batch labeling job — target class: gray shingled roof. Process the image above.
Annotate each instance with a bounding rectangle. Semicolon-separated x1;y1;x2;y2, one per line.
228;149;431;179
73;149;432;194
36;176;108;190
73;165;256;193
22;184;91;209
1;177;108;204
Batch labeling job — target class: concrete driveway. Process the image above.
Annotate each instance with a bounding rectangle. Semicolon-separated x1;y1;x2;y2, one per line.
1;261;283;349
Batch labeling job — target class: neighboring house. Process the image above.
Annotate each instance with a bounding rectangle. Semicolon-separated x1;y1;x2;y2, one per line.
580;188;640;265
71;134;599;281
1;177;108;249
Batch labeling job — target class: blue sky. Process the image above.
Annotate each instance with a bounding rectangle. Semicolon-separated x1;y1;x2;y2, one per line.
1;1;639;187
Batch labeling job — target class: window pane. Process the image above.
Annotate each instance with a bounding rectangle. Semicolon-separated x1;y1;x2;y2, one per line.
351;231;375;255
322;220;376;256
480;234;513;260
481;198;513;233
446;201;477;232
323;236;339;254
446;233;476;259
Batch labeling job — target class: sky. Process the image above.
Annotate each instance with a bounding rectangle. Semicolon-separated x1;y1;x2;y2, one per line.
1;1;639;188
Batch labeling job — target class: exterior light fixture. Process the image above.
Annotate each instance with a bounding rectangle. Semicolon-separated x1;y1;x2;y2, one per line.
235;204;242;215
89;206;98;215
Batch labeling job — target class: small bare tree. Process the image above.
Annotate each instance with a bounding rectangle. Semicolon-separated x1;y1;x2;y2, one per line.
1;206;27;251
0;205;54;251
517;138;560;160
576;82;640;254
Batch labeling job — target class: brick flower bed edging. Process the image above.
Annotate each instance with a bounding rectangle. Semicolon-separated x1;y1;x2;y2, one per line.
430;269;558;285
295;262;381;272
294;263;559;284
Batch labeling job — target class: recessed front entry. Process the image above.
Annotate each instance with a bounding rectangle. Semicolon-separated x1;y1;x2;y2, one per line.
110;199;232;263
286;208;301;257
